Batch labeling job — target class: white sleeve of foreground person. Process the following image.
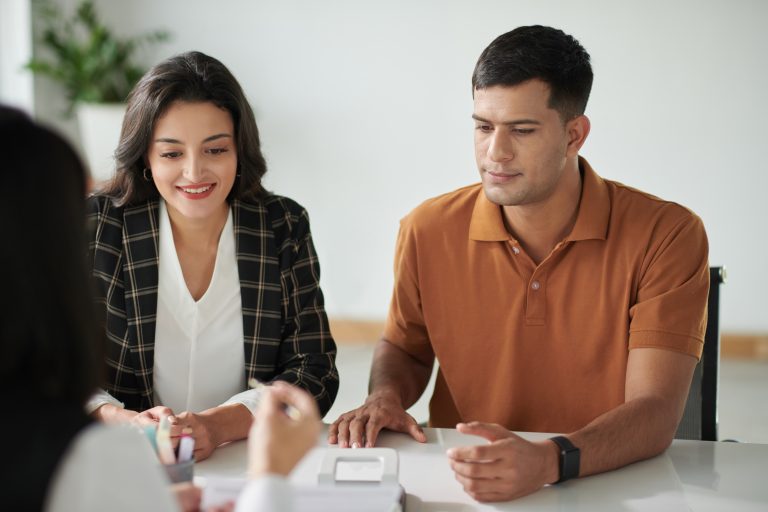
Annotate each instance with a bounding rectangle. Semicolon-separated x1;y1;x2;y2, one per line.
235;475;292;512
45;423;178;512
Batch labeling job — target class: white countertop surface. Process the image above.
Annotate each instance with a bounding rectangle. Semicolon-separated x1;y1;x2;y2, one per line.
196;427;768;511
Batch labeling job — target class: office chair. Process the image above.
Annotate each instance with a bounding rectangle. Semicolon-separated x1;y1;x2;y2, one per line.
675;266;726;441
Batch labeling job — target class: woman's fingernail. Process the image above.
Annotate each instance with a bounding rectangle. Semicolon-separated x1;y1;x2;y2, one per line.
351;442;360;449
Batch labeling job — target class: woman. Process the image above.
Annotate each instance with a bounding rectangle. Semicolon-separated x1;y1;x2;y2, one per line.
0;106;322;511
87;51;338;460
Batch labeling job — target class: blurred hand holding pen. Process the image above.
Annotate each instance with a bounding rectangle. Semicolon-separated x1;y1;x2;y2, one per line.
248;378;302;420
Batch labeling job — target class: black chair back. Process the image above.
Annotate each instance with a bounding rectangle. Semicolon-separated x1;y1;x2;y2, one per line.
675;266;725;441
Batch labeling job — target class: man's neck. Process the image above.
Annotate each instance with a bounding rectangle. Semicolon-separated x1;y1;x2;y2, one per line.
501;160;582;265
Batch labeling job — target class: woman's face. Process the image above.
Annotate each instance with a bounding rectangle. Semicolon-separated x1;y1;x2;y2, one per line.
146;101;237;222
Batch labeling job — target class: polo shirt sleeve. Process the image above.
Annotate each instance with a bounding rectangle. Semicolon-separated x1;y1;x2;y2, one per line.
382;215;435;365
628;210;709;359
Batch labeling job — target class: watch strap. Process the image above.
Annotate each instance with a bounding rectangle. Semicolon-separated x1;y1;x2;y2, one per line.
549;435;580;483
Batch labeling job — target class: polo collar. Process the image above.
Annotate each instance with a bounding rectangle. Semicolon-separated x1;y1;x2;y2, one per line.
567;157;609;242
468;187;509;241
468;157;610;242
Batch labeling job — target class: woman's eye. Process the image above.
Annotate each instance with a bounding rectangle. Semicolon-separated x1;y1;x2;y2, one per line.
207;148;228;155
160;151;182;158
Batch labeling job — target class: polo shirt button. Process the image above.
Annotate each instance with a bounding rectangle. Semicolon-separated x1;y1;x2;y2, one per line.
531;280;541;290
512;246;520;255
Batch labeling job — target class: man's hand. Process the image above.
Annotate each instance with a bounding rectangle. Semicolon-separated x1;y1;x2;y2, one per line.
328;390;427;448
446;422;559;502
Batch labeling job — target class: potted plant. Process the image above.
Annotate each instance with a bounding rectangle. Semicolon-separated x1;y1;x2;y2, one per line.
26;0;168;182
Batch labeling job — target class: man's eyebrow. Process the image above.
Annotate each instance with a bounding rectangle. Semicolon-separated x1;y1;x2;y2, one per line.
471;114;541;126
153;133;233;144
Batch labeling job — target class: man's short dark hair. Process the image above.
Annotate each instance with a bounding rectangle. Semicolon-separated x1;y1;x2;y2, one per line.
472;25;593;121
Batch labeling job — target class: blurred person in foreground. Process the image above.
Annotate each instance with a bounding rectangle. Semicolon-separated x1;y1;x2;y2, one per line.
0;106;320;512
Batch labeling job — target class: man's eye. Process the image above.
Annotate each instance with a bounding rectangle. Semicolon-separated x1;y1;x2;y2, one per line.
160;151;182;158
512;128;534;135
475;124;493;133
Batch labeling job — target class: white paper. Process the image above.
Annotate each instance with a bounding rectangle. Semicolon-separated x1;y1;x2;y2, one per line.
199;476;403;512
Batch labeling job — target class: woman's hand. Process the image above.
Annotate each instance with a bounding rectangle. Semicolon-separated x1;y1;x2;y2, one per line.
247;381;321;478
93;403;176;428
173;411;218;461
174;403;253;462
132;406;178;428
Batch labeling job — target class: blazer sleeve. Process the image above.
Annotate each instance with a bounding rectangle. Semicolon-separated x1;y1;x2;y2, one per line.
272;203;339;417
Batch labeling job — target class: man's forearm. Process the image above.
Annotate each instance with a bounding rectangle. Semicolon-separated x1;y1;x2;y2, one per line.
368;338;434;409
568;394;682;477
564;349;697;478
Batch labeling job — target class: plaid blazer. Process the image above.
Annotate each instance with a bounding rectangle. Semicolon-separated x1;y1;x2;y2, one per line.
87;194;339;415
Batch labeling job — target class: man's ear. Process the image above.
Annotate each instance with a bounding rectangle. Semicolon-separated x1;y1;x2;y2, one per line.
565;115;590;157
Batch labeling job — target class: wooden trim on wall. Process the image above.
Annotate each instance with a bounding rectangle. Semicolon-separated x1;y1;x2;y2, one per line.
329;319;385;344
721;334;768;360
330;319;768;361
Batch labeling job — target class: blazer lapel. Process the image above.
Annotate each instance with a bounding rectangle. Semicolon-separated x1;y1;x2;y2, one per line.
233;199;282;384
122;200;161;409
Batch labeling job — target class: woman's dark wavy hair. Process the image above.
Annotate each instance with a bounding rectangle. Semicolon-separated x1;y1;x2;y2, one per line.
0;107;101;404
100;51;268;205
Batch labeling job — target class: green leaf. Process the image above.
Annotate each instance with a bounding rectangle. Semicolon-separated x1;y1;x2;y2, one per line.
24;0;171;115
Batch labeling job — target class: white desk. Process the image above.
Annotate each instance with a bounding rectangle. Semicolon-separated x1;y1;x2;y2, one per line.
196;428;768;511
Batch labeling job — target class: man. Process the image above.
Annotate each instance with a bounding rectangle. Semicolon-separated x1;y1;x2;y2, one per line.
330;25;708;502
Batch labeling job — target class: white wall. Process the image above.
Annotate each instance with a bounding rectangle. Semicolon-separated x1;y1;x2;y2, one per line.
0;0;33;112
32;0;768;332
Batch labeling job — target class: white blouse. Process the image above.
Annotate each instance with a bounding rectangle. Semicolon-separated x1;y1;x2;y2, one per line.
88;201;261;415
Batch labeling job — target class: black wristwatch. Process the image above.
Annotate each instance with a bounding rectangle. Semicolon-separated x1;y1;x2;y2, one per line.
549;435;580;483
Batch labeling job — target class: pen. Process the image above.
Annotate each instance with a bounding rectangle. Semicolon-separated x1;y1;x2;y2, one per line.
177;427;195;463
142;425;158;454
156;415;177;465
249;378;301;420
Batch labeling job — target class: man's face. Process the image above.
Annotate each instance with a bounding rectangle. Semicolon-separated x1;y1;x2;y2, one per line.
473;80;575;207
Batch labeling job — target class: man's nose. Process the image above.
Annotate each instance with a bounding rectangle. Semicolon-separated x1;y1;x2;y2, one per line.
488;131;514;162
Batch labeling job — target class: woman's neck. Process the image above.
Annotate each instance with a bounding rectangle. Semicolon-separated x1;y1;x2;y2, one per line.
166;201;229;250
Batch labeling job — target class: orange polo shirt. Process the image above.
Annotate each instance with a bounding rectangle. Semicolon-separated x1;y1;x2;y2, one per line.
383;158;709;433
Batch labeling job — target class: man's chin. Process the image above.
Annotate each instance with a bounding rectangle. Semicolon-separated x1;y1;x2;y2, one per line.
482;182;524;206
